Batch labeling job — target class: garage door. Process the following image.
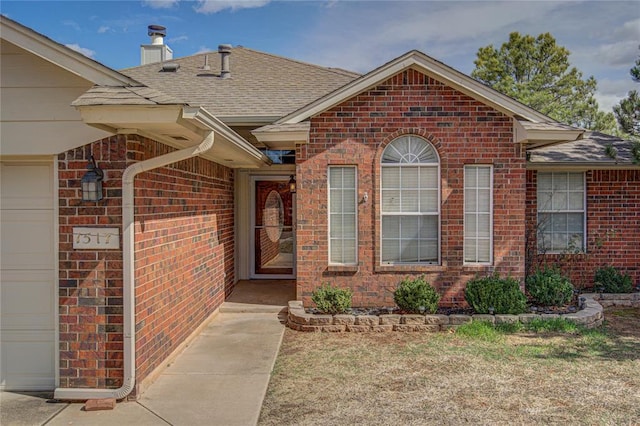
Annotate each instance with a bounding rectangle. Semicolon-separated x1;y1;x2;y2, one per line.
1;161;56;390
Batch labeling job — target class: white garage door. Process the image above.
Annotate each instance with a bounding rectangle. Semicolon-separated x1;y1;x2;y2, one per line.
1;161;56;390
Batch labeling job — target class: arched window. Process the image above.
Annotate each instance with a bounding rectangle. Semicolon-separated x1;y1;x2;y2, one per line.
381;135;439;264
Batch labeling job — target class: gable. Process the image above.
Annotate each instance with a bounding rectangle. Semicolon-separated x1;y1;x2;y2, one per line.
278;50;551;125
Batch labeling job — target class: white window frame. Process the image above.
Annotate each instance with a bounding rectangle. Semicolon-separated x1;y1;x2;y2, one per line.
380;136;441;265
463;165;493;265
328;166;358;265
536;171;586;254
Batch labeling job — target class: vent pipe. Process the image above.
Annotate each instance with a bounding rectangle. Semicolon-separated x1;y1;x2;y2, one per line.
148;24;166;45
218;44;232;79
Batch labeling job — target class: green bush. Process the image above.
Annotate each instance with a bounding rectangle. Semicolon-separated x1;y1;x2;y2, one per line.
311;283;352;314
464;274;527;315
526;266;574;306
393;276;440;314
594;266;633;293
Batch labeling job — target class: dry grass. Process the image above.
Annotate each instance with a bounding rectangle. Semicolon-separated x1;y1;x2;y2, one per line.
259;308;640;426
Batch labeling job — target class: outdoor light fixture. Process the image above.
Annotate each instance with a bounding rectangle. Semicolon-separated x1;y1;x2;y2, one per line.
288;175;296;194
81;156;104;202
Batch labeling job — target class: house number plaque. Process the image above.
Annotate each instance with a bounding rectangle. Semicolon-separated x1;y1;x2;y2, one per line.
73;227;120;249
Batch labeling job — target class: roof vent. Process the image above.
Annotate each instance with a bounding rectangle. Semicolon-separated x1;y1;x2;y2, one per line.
202;55;211;71
161;63;180;72
148;25;166;45
218;44;232;79
141;24;173;65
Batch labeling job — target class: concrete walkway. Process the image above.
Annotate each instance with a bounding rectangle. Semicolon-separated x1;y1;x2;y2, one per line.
1;310;285;426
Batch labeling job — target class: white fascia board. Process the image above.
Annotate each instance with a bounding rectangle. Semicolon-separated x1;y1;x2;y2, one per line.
278;50;552;125
217;115;282;126
252;130;309;146
182;107;271;165
1;16;138;87
514;120;584;144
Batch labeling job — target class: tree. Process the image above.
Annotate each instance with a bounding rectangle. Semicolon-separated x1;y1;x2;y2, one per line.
613;49;640;164
472;32;616;133
613;50;640;137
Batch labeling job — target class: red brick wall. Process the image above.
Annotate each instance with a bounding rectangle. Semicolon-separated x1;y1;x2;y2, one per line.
296;69;526;307
132;140;235;391
58;135;235;394
58;135;128;389
526;169;640;288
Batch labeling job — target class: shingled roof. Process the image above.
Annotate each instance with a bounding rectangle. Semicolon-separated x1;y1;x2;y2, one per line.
120;47;360;120
528;132;639;166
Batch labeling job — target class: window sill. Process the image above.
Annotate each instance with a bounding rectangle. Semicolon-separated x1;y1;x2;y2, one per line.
375;264;446;273
327;265;359;273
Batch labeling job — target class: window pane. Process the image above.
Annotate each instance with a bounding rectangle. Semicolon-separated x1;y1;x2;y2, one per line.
420;190;438;213
402;240;419;262
382;190;400;212
401;167;419;188
464;189;477;212
477;239;491;262
568;192;583;210
538;173;552;191
568;173;583;190
553;173;567;191
551;214;567;232
465;213;477;237
419;240;438;262
420;216;438;239
330;190;342;213
382;216;400;239
382;239;399;263
477;214;491;238
478;189;491;212
382;168;400;188
401;190;419;212
400;216;419;239
552;191;567;210
421;167;438;188
567;213;583;233
343;190;356;213
538;191;552;211
342;240;356;264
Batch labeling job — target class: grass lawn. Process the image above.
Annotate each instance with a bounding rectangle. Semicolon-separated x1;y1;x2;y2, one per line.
259;307;640;426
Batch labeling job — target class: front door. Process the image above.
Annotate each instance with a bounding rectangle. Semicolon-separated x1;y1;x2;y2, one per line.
251;178;295;278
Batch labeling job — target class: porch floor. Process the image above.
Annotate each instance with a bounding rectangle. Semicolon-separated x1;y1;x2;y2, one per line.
221;280;296;314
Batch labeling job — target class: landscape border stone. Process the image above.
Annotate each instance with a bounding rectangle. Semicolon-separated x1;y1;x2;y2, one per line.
287;293;614;332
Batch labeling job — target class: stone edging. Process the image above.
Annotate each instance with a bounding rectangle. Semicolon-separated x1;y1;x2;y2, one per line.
591;292;640;308
287;293;608;332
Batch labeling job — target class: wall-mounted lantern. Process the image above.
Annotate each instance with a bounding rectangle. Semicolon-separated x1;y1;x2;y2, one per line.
288;175;296;194
81;156;104;202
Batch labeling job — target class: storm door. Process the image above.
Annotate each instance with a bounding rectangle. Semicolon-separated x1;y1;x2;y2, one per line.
251;178;295;278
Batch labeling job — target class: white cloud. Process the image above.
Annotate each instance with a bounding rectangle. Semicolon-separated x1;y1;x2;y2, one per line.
65;44;96;59
168;35;188;43
193;0;270;14
97;25;111;34
195;46;214;54
142;0;180;9
595;78;639;113
63;20;81;31
294;1;567;72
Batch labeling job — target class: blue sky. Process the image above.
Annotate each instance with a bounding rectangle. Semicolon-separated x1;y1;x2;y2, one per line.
2;1;638;112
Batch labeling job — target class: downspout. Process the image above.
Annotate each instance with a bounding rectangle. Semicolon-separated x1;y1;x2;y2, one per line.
54;131;215;400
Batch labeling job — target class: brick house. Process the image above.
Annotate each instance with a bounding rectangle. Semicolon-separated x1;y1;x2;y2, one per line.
1;16;638;398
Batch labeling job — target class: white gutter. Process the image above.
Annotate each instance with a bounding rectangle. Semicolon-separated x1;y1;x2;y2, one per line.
54;131;215;401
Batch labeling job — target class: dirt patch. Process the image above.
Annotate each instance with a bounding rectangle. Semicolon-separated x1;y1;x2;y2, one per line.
260;307;640;425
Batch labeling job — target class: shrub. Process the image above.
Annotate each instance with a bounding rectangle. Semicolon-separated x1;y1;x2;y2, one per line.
311;283;352;314
393;276;440;314
526;266;574;306
464;274;527;315
594;266;633;293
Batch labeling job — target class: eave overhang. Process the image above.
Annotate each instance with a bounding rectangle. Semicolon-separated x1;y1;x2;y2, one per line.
514;120;584;147
0;15;138;87
75;104;271;168
251;122;310;149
